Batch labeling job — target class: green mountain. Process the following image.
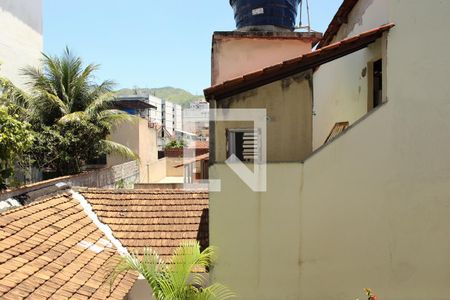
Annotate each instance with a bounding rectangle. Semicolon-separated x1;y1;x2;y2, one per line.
115;87;204;106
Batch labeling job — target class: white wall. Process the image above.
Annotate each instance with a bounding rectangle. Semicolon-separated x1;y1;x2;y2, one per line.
149;96;163;125
0;0;43;89
211;1;450;299
313;0;389;149
301;1;450;299
174;104;183;132
210;163;303;300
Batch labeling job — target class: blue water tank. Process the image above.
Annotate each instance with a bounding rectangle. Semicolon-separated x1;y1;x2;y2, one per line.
230;0;300;31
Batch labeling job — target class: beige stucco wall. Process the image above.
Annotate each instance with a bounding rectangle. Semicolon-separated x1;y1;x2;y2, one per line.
108;118;159;183
214;72;313;163
212;35;312;85
312;0;389;150
313;39;383;149
0;0;42;89
126;278;155;300
210;1;450;299
332;0;389;45
166;157;184;177
209;163;303;300
299;0;450;291
146;158;167;183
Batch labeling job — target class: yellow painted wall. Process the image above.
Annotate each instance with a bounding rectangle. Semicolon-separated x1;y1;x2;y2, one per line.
146;158;167;183
108;118;159;183
165;157;184;177
313;40;382;149
209;163;303;300
313;0;389;150
214;72;313;163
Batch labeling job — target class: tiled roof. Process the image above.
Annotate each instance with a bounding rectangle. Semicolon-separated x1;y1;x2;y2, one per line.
0;193;137;300
204;23;394;101
316;0;360;49
80;189;209;260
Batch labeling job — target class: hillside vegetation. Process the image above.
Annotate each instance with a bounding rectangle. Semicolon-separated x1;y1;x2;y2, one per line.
115;87;204;106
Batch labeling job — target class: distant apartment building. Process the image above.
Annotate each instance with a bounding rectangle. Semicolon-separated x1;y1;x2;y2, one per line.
183;99;209;140
148;95;183;135
0;0;43;89
148;95;163;125
174;104;183;133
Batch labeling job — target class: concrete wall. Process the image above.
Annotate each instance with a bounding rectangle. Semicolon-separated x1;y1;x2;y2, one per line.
212;32;316;85
210;1;450;299
0;160;140;202
166;157;184;177
108;118;159;183
214;72;313;163
299;0;450;292
209;163;303;300
0;0;43;89
145;158;167;183
126;278;155;300
313;39;383;149
312;0;389;150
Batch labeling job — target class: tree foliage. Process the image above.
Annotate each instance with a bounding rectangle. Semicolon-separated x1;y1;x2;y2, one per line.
111;241;235;300
0;107;34;189
0;48;138;179
165;139;187;150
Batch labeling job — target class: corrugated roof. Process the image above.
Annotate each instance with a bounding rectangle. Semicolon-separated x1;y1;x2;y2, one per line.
204;23;394;101
0;193;136;300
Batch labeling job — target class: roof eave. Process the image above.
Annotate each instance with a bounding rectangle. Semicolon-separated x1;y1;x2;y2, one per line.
204;23;394;102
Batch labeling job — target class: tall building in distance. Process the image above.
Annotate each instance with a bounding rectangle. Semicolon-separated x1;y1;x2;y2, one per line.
148;95;183;135
0;0;43;89
183;99;209;141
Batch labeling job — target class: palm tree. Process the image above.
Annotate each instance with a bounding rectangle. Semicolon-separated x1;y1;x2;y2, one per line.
111;241;235;300
0;48;138;174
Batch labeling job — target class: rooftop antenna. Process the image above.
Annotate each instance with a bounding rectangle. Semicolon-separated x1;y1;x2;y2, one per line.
298;0;312;32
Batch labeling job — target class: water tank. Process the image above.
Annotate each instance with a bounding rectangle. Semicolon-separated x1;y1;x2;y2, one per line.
230;0;300;31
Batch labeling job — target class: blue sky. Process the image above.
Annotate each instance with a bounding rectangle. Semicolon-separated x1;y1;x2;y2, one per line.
44;0;342;95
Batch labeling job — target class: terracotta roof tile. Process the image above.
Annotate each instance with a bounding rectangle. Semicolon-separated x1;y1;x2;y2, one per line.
0;194;137;299
204;23;394;101
80;189;209;260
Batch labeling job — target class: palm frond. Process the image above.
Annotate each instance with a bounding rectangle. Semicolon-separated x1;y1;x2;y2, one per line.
111;242;235;300
100;140;139;160
97;109;139;129
40;90;70;115
193;283;236;300
58;111;86;124
0;77;31;109
85;92;115;117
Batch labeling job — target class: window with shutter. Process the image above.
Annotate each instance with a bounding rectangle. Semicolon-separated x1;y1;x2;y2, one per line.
227;129;261;162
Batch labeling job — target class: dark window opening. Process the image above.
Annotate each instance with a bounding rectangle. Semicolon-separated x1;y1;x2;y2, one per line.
372;59;382;108
226;129;260;162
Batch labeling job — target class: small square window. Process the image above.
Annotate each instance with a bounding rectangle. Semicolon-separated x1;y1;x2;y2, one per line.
226;129;261;162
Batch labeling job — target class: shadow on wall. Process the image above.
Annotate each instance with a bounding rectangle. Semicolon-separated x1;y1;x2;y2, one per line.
197;208;209;252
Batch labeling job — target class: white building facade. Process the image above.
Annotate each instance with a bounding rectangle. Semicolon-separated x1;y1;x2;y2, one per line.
0;0;43;89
